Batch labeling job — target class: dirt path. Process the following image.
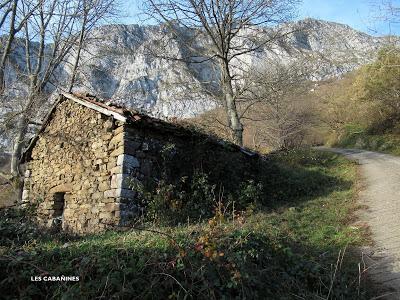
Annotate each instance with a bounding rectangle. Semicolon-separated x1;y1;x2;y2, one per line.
323;148;400;298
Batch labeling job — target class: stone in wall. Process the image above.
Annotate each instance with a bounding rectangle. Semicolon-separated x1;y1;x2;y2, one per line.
24;98;122;234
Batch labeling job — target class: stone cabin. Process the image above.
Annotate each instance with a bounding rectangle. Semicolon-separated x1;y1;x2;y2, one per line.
21;93;256;234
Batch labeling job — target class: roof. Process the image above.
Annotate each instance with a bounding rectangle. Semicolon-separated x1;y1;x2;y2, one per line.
62;92;212;134
21;92;257;162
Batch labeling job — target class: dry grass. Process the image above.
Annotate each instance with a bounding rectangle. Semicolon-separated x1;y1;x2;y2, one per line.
0;183;16;208
0;153;16;208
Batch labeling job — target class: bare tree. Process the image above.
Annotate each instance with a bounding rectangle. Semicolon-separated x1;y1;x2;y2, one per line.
0;0;118;182
0;0;39;92
243;61;313;150
143;0;300;145
6;0;116;180
10;0;77;177
68;0;117;92
369;0;399;38
384;0;399;24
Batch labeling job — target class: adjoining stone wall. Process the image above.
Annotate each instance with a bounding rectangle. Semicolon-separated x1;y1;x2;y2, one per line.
23;98;123;233
115;125;253;225
111;126;169;224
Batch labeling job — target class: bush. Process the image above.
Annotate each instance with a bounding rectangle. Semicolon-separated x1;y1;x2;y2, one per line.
0;207;40;248
135;171;217;225
335;125;400;156
134;171;266;225
128;149;353;227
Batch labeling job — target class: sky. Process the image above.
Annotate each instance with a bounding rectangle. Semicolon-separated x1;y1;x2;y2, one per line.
119;0;400;36
299;0;400;35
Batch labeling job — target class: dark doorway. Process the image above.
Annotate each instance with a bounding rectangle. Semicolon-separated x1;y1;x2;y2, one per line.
52;192;65;231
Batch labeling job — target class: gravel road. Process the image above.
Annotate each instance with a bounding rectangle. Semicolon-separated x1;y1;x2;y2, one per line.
323;148;400;298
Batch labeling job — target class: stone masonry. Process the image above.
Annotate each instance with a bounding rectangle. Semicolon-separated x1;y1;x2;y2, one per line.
22;97;127;233
22;93;255;234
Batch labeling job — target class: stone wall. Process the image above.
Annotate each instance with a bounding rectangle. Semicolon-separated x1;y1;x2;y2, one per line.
23;96;256;234
23;99;123;233
112;124;256;225
110;125;171;224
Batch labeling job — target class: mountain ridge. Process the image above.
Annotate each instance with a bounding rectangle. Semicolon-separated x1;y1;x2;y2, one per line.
0;18;398;150
69;18;395;117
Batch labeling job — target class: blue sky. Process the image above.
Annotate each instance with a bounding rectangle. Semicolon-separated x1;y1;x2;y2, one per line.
299;0;399;35
119;0;400;36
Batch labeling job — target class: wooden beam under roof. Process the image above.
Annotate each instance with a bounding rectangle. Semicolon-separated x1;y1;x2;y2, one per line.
61;92;127;123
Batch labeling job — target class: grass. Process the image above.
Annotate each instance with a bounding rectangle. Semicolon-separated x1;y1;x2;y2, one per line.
334;124;400;156
0;153;16;208
0;183;16;207
0;149;373;299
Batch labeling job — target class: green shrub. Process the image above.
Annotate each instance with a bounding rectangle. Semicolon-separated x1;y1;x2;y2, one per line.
236;180;263;208
127;149;354;225
134;171;266;225
335;124;400;156
135;171;217;225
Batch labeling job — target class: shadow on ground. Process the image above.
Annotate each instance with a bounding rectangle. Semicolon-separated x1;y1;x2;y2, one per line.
0;210;373;300
0;149;371;299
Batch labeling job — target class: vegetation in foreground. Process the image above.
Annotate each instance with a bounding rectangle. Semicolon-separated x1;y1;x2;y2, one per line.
0;150;372;299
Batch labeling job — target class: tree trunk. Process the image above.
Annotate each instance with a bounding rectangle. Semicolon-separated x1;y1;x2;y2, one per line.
221;61;243;146
11;88;35;177
68;9;87;93
10;100;31;202
225;92;243;145
11;113;28;176
0;0;17;92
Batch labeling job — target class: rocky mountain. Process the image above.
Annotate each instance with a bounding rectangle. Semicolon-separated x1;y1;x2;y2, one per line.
67;18;391;118
0;18;397;151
